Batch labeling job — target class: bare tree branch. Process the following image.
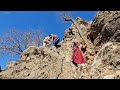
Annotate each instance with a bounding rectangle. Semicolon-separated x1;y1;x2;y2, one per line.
57;11;93;49
0;29;45;60
57;11;84;39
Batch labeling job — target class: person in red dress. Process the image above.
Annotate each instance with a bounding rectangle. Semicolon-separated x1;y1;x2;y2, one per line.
71;42;86;67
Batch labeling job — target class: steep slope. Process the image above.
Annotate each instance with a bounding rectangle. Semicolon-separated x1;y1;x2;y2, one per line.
0;17;93;79
0;11;120;79
88;11;120;79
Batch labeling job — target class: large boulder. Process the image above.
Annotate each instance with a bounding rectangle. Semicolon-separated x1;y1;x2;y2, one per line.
90;42;120;79
89;11;120;52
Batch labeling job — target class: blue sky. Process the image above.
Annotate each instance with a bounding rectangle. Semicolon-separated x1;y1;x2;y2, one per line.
0;11;97;69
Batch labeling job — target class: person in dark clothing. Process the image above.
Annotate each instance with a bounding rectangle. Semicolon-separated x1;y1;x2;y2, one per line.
49;34;60;48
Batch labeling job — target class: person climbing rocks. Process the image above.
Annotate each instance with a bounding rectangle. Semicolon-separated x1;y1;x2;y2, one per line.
71;41;86;67
43;36;51;47
49;34;60;48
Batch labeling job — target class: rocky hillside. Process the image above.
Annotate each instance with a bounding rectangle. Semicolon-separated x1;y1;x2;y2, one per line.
0;11;120;79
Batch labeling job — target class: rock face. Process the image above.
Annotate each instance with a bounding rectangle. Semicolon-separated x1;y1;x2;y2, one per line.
89;11;120;52
90;42;120;79
0;11;120;79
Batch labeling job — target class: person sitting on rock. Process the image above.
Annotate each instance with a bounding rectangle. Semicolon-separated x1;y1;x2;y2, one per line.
43;36;51;47
49;34;60;48
71;41;86;67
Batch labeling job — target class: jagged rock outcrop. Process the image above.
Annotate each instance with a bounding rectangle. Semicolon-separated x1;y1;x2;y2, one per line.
89;11;120;53
0;17;93;79
0;44;88;79
0;11;120;79
0;46;64;79
90;42;120;79
64;17;95;64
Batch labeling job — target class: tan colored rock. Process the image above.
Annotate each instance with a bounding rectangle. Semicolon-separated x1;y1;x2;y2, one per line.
103;74;118;79
20;46;40;60
90;11;120;53
1;12;120;79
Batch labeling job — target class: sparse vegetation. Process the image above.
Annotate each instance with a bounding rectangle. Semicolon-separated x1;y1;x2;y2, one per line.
0;29;45;59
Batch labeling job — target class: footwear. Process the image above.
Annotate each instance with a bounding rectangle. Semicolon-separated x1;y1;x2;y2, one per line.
77;64;81;67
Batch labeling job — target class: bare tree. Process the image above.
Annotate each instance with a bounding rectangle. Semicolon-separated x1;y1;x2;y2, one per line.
57;11;84;39
56;11;73;23
0;29;44;58
22;30;44;48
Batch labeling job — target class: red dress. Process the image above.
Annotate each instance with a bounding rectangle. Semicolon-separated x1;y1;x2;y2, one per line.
72;44;86;64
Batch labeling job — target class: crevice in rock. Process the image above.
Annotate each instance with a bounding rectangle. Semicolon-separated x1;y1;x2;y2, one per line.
56;58;64;79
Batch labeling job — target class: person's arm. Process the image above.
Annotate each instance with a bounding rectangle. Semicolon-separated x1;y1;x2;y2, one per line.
52;36;54;41
47;38;52;45
52;34;57;41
